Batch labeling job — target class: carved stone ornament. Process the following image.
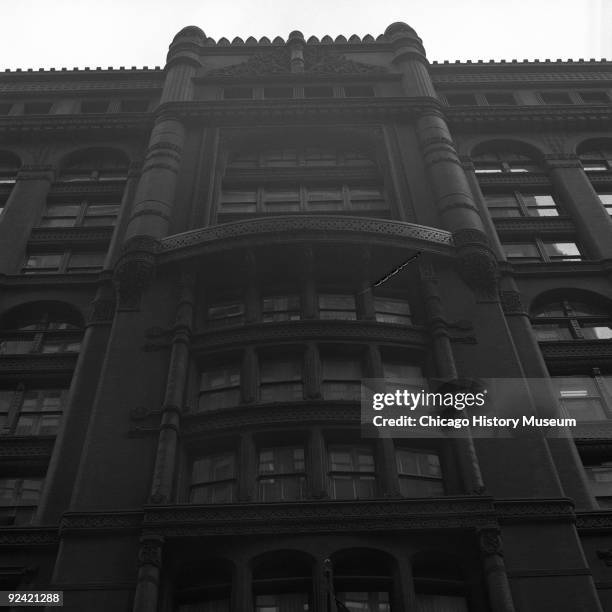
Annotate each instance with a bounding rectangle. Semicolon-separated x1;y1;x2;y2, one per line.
206;47;387;77
597;549;612;566
479;528;503;557
137;536;164;568
499;291;525;315
113;236;160;310
453;228;499;298
87;297;116;325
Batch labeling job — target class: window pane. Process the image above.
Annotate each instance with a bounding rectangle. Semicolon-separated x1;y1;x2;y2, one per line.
263;189;300;212
220;191;257;213
23;254;62;271
201;367;240;390
44;204;80;217
523;194;559;217
67;251;105;270
503;243;540;261
307;187;343;211
582;325;612;340
544;242;581;261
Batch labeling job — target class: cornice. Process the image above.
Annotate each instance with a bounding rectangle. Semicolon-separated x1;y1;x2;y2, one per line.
432;71;612;87
159;216;454;263
163;98;440;125
505;260;612;278
494;498;575;523
141;497;498;536
0;113;153;135
186;320;429;352
60;511;143;534
445;105;612;131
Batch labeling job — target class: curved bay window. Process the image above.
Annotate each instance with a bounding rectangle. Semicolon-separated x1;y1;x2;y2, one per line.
252;551;313;611
531;297;612;341
218;143;389;222
189;451;236;504
0;302;83;355
332;549;393;612
258;445;306;502
327;444;376;500
175;560;232;612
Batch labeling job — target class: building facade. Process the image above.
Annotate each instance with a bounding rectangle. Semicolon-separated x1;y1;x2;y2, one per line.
0;20;612;612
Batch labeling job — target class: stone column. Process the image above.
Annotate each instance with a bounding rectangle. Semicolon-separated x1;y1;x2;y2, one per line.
300;246;317;319
420;258;485;494
149;274;194;504
242;346;258;404
132;535;164;612
546;156;612;260
115;27;205;309
0;165;54;274
304;342;321;400
233;562;253;612
244;250;260;323
239;432;257;502
478;529;516;612
309;427;327;499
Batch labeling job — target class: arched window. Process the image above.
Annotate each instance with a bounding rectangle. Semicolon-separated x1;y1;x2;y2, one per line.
175;559;232;612
218;143;388;221
531;296;612;341
0;302;83;355
252;551;314;611
472;150;541;174
332;549;394;611
412;554;469;612
59;148;129;182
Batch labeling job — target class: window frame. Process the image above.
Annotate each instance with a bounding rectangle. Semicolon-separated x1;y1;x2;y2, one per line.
0;385;67;436
485;191;561;218
257;444;307;502
39;200;120;228
22;250;107;274
502;239;583;263
327;443;377;500
532;298;612;341
189;451;237;505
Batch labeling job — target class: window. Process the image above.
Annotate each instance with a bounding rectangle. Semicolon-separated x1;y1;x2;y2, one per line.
259;357;303;402
553;373;612;421
502;240;582;263
81;100;110;113
198;365;241;411
344;85;375;98
258;445;306;502
0;478;43;525
485;192;560;218
252;553;312;612
579;91;610;104
445;93;477;106
0;387;66;435
336;591;390;611
374;297;411;325
319;294;356;320
207;301;245;328
22;250;106;274
23;101;52;114
119;99;149;112
328;445;376;499
322;357;362;400
383;361;424;393
0;152;20;185
597;192;612;214
264;87;293;99
473;151;540;174
484;92;516;105
262;296;300;322
396;448;444;497
584;461;612;508
304;86;334;98
224;87;253;99
0;306;82;355
189;452;236;504
40;201;120;227
532;298;612;341
59;148;129;182
539;92;572;105
578;147;612;172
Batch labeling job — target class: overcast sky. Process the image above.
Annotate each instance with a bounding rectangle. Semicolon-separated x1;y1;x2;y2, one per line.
2;0;610;70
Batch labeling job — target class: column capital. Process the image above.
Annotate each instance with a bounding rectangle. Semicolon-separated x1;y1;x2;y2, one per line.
137;535;164;568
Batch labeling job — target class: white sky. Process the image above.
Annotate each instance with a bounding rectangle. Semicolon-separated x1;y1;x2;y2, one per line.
2;0;611;70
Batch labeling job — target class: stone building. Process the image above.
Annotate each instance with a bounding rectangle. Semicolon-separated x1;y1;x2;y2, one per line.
0;20;611;612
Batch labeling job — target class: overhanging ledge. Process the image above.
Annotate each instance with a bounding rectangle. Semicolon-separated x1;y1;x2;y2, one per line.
159;215;455;262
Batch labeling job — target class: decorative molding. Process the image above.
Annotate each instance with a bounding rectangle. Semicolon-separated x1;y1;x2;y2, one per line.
60;511;143;533
576;511;612;531
478;528;503;556
494;499;575;523
0;528;58;546
142;497;497;536
499;290;525;315
432;70;612;86
0;354;78;374
160;217;454;262
49;182;126;197
137;535;164;568
185;320;429;353
493;217;576;235
29;227;113;245
87;296;116;325
205;48;387;78
0;438;55;459
0;114;153;135
598;549;612;566
539;340;612;362
475;173;551;188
